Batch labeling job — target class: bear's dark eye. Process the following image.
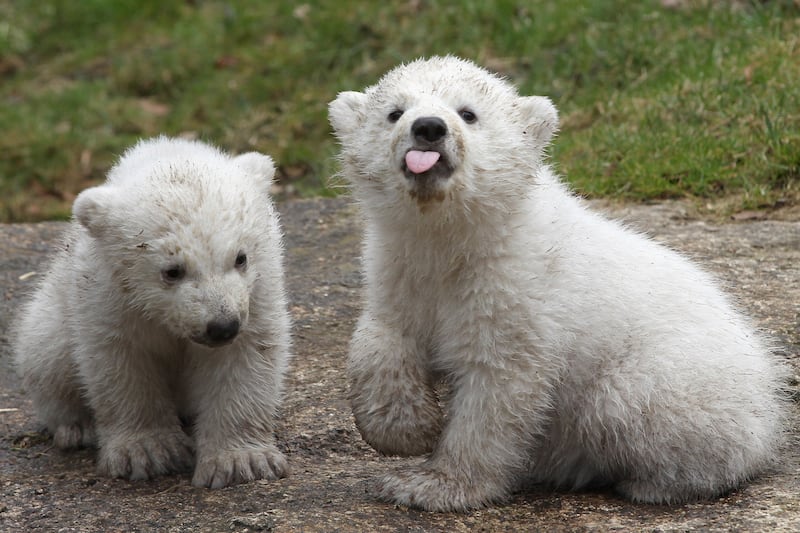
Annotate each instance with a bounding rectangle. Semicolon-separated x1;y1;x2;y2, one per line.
459;108;477;124
161;264;186;284
387;109;404;123
235;251;248;270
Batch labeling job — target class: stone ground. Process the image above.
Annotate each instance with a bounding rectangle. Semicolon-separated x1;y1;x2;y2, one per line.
1;197;798;532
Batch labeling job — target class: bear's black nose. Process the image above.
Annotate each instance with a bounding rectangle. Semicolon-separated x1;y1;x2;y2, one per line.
411;116;448;143
206;318;240;343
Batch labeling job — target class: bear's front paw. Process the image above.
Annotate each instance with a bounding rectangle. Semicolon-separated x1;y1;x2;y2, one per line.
379;465;506;512
97;429;194;480
351;390;443;457
192;444;289;489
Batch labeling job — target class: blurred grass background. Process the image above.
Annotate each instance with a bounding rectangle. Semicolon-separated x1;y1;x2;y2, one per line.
1;0;798;222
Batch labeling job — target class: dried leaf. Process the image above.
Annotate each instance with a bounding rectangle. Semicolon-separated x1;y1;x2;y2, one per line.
730;210;766;221
138;99;170;116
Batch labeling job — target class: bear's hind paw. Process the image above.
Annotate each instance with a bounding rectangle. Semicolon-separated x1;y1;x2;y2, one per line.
53;422;95;449
614;477;730;505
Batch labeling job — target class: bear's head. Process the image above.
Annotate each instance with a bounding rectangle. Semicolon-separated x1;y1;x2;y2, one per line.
73;137;281;348
329;56;558;213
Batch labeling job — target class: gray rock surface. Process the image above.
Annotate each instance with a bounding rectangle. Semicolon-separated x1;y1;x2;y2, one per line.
1;197;798;532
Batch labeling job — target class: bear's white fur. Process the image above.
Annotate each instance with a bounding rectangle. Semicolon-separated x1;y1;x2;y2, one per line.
14;136;292;488
329;56;790;512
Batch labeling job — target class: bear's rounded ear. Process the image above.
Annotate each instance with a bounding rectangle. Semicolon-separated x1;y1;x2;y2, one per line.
328;91;368;137
517;96;559;145
73;186;119;238
234;152;276;184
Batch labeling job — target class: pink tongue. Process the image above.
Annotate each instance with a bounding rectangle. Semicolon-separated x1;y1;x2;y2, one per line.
405;150;441;174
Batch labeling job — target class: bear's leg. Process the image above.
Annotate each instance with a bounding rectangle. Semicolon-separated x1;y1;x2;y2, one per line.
557;352;784;505
610;440;753;504
606;405;778;504
379;364;552;511
188;342;289;489
19;347;95;449
347;316;443;457
76;339;193;481
15;303;95;449
33;370;94;450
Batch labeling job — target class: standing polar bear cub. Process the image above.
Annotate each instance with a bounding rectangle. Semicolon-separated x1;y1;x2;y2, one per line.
329;56;789;511
14;137;291;488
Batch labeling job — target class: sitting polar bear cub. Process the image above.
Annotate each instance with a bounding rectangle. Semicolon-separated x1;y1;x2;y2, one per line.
329;56;789;511
14;136;291;488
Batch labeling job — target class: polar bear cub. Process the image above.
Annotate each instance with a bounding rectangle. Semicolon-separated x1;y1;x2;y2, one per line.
329;56;789;511
14;136;291;488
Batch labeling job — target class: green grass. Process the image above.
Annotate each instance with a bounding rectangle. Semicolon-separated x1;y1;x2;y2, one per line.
1;0;798;222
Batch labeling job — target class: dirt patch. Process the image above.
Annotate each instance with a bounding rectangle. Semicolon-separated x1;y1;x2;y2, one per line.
1;197;798;531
